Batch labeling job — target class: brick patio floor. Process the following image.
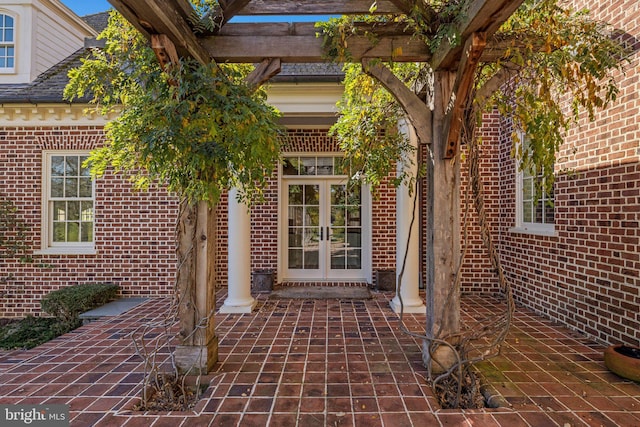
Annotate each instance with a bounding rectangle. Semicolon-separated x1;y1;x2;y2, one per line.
1;290;639;426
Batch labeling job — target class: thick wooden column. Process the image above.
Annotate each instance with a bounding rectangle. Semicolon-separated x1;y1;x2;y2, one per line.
423;71;461;373
175;201;218;375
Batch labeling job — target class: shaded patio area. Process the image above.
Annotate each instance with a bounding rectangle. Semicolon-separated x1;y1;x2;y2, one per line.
0;290;639;426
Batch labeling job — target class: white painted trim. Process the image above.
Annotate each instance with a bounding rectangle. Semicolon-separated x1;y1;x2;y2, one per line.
0;104;118;125
34;247;97;255
509;226;557;237
267;83;343;115
514;132;555;235
39;0;98;36
40;150;96;253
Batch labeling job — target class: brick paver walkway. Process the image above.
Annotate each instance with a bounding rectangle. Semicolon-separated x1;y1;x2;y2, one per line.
1;290;639;426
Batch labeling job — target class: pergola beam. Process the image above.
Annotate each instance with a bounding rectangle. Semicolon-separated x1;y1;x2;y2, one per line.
109;1;522;67
108;0;210;64
442;32;487;159
151;34;180;71
431;0;525;70
198;0;253;35
202;34;430;63
362;58;431;145
237;0;403;15
245;58;282;90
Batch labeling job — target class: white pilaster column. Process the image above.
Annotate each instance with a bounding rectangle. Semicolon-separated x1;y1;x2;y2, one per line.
220;188;256;313
391;121;426;314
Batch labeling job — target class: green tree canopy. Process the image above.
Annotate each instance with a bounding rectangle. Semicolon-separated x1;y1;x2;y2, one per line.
65;11;282;205
319;0;629;194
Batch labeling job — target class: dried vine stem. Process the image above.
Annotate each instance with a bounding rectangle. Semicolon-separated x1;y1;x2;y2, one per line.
427;90;515;408
130;198;215;411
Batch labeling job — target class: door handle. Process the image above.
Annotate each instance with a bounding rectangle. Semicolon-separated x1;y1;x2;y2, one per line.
326;226;330;240
320;227;323;241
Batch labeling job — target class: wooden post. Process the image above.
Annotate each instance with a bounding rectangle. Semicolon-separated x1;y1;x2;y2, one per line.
423;71;461;374
174;200;218;375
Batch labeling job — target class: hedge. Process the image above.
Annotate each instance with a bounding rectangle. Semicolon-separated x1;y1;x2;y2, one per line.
41;283;119;328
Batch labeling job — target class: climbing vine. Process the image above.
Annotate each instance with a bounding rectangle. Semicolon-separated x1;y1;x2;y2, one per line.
65;8;283;409
329;62;424;189
65;11;282;206
0;196;32;295
319;0;629;409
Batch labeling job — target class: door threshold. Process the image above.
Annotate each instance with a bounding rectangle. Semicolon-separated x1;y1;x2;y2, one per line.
280;281;370;287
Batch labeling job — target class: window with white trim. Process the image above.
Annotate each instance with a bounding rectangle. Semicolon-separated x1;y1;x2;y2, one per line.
40;152;95;253
515;137;555;235
0;13;15;71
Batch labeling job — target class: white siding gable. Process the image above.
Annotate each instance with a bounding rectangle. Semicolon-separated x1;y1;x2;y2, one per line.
0;0;96;84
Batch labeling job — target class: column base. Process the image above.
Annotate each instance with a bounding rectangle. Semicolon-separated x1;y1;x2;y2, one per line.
174;338;218;375
390;296;426;314
219;297;257;314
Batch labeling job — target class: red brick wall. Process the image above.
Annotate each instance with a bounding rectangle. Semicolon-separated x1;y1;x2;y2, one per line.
465;0;640;346
0;126;177;317
459;111;504;294
1;126;398;317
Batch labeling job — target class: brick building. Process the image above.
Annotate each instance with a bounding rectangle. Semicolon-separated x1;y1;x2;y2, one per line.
0;1;638;347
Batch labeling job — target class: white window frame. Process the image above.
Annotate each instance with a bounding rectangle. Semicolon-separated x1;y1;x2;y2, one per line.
511;135;557;237
36;151;97;255
0;12;15;73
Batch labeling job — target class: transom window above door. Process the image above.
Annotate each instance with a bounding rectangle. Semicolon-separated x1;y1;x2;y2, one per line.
283;156;347;176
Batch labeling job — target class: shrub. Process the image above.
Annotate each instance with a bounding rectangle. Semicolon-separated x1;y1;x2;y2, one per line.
41;283;119;328
0;316;61;350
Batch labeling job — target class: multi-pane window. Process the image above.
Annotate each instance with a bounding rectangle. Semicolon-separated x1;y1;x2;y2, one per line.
283;156;347;176
0;14;14;70
521;166;554;225
44;153;94;249
516;137;555;234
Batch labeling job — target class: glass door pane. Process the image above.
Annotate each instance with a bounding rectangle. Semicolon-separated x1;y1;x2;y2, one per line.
329;184;362;271
288;184;320;270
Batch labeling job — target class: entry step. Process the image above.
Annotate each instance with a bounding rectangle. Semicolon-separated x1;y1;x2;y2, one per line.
79;297;148;323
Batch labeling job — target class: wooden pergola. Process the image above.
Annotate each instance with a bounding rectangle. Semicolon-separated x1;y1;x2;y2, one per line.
107;0;524;374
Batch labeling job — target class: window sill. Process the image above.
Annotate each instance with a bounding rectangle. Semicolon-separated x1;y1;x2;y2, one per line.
509;226;557;237
34;247;97;256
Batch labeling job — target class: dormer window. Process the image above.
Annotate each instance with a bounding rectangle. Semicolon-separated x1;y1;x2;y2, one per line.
0;13;15;71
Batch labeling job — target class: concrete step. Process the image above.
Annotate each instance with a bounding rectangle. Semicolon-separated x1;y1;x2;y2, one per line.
79;297;148;324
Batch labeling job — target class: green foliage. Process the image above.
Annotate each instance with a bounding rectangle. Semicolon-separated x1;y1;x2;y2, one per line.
41;283;119;328
0;317;61;350
65;11;282;205
0;281;116;349
486;0;629;195
319;0;628;196
316;1;467;62
330;63;422;189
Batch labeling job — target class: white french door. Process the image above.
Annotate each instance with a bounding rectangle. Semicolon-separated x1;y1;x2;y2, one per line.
283;179;368;281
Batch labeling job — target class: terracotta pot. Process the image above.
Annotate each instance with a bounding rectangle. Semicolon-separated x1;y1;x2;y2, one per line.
604;344;640;383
